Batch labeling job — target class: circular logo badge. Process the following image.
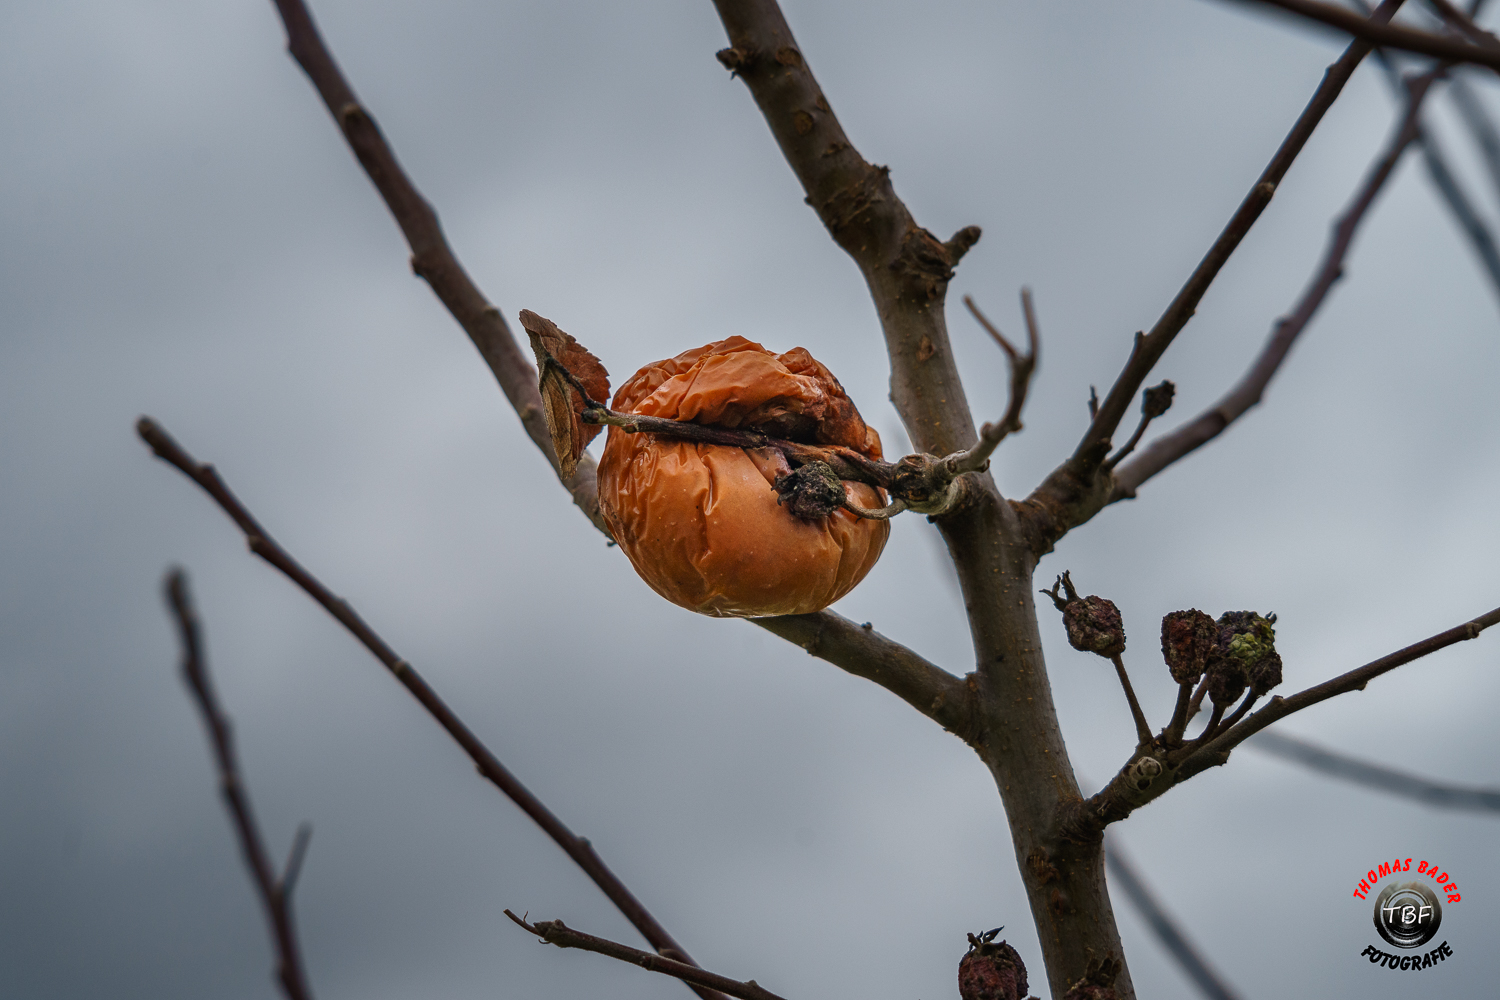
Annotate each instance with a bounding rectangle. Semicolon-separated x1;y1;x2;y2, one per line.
1373;882;1442;949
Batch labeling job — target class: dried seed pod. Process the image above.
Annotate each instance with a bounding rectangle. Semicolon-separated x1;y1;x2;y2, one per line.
1042;572;1126;659
1160;609;1215;685
959;928;1029;1000
1064;596;1126;659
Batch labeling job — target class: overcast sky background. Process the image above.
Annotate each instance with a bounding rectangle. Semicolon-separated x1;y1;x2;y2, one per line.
3;1;1498;998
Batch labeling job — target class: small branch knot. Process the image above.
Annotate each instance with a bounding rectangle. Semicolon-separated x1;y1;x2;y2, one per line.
716;47;750;72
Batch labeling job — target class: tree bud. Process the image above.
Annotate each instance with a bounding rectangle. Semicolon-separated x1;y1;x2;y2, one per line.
1142;380;1175;419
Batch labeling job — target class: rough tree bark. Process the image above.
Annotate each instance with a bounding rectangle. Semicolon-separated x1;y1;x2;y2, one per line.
711;2;1126;994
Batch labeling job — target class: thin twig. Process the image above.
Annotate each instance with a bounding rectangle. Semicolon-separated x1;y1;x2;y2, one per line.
1111;67;1442;500
505;911;792;1000
1238;0;1500;71
1105;381;1175;470
948;292;1039;476
280;823;314;897
1111;655;1154;746
1076;0;1408;456
139;419;726;1000
1163;684;1195;747
1245;729;1500;811
165;569;315;1000
1104;837;1243;1000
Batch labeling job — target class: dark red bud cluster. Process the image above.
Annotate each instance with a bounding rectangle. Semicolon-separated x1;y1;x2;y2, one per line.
1160;609;1215;685
1205;610;1282;706
958;929;1030;1000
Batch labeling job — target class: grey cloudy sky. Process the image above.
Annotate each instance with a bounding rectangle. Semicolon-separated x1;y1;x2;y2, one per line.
2;1;1498;998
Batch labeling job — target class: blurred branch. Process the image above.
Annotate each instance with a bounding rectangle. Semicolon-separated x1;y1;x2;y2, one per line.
139;419;726;1000
263;0;957;762
951;291;1040;474
1246;729;1500;810
1355;1;1500;301
1425;0;1499;47
1067;601;1500;836
1104;837;1242;1000
505;911;791;1000
1449;75;1500;204
1235;0;1500;70
1110;68;1441;500
164;569;316;1000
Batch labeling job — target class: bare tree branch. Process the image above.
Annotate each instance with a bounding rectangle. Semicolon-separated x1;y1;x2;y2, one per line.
712;0;982;460
139;420;726;1000
1104;837;1243;1000
1075;0;1407;457
1245;729;1500;811
265;0;604;531
1065;601;1500;836
164;569;316;1000
714;3;1138;993
1426;0;1500;45
1015;0;1406;554
752;612;979;742
1234;0;1500;70
1344;1;1500;301
505;911;791;1000
1110;68;1440;500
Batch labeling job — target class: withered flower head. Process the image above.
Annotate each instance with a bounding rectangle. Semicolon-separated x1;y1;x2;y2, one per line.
1160;609;1215;685
1206;611;1280;705
1065;596;1126;659
959;928;1029;1000
1043;572;1126;659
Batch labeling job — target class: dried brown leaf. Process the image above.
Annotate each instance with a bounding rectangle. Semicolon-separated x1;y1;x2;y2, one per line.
519;310;610;478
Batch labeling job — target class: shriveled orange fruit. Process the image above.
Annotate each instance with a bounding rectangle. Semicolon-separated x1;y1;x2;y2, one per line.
597;337;888;617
